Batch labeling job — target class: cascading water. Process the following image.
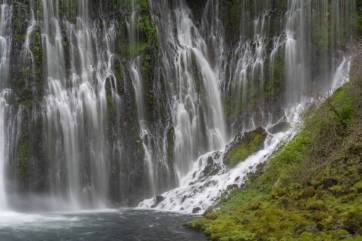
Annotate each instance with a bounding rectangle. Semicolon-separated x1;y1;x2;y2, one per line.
0;2;11;210
148;0;227;182
0;94;6;210
228;2;271;108
127;0;156;195
285;0;309;106
42;0;115;209
22;1;36;66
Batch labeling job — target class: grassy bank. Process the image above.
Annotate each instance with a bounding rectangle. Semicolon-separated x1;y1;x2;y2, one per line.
189;50;362;241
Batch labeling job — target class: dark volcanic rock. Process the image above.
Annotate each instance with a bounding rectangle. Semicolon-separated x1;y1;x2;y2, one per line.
268;121;291;134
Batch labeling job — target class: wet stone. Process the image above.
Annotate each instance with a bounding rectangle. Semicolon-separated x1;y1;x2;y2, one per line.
268;121;291;134
192;207;202;214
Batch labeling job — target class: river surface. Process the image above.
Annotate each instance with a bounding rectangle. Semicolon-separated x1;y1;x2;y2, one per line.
0;209;207;241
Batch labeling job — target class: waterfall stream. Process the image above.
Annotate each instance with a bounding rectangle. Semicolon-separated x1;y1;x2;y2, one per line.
42;0;114;209
149;0;227;182
127;0;156;195
0;2;11;210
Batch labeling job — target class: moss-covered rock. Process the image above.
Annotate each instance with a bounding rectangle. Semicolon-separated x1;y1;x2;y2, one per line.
224;127;267;167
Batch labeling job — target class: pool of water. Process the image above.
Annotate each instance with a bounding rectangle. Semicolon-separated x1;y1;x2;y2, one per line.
0;209;207;241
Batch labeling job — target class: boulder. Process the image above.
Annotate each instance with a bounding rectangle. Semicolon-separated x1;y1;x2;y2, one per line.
268;121;291;134
224;127;267;167
192;207;202;214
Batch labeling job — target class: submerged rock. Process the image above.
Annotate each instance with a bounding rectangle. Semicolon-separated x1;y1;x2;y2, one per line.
224;127;267;167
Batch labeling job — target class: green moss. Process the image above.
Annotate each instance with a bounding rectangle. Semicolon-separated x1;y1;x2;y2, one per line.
267;50;285;99
30;28;44;97
12;134;29;179
224;128;267;167
353;0;362;36
343;236;362;241
353;181;362;193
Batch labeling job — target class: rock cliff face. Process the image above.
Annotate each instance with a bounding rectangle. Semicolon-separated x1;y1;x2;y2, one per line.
0;0;356;211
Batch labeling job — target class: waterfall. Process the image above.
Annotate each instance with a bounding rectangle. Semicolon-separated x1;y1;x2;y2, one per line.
285;0;354;104
149;0;227;181
127;0;156;195
42;0;81;209
0;3;10;86
0;2;11;210
22;1;36;65
229;2;270;105
42;0;114;209
0;97;6;210
285;0;310;106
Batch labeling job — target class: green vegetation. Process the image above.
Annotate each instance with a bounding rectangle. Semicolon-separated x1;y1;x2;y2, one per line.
12;133;29;179
224;128;267;167
354;0;362;36
189;53;362;240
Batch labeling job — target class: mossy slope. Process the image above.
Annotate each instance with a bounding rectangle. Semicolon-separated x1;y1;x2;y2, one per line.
189;51;362;241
